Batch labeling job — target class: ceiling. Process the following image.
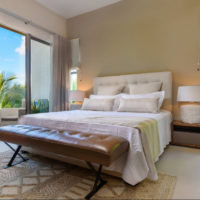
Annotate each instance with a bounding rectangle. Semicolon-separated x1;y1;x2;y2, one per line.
36;0;121;19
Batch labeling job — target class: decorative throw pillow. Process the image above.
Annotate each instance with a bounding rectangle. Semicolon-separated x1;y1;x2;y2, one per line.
81;98;114;111
128;82;162;94
97;85;124;95
90;94;123;111
117;97;160;113
121;91;165;110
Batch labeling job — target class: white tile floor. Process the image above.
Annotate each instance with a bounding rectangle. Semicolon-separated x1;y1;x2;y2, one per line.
1;142;200;199
156;145;200;199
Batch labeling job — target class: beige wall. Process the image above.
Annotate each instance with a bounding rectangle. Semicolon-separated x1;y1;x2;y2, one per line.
67;0;200;119
0;0;67;37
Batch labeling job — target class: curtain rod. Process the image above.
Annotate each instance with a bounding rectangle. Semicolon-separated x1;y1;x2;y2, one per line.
0;7;55;35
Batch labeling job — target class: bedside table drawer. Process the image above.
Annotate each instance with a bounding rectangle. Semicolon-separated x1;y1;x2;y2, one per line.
174;125;200;133
173;131;200;146
69;104;82;110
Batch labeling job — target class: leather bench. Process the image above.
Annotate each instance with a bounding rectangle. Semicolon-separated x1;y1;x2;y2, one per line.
0;124;129;199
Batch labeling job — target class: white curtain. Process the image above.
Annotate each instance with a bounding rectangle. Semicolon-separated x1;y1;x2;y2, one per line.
50;34;69;112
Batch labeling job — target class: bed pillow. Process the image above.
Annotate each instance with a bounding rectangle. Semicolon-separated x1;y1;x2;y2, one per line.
90;94;123;111
81;98;114;111
121;91;165;110
118;97;160;113
128;82;162;94
97;85;124;95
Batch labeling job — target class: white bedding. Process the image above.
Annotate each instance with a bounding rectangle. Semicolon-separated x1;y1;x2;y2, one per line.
20;109;172;185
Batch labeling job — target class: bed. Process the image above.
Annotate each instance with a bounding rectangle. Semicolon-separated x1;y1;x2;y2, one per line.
19;71;172;186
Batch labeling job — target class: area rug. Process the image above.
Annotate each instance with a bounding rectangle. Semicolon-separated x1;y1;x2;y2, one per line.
0;151;176;199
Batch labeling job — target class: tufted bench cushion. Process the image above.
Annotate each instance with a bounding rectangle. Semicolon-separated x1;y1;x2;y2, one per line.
0;125;129;167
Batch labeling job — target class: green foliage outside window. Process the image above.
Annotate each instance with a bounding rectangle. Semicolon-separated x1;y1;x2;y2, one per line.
0;72;25;109
70;70;78;91
0;72;50;113
71;79;77;90
1;84;25;108
31;99;49;113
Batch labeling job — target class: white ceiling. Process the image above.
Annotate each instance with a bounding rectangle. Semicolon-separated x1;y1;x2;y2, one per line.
36;0;121;19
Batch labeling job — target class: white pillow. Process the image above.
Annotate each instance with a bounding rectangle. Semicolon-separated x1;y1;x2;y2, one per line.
81;98;114;111
121;91;165;110
118;97;159;113
128;82;162;94
97;85;124;95
90;94;123;111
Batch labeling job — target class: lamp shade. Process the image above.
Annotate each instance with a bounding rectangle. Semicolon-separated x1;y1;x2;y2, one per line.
69;90;85;102
177;86;200;102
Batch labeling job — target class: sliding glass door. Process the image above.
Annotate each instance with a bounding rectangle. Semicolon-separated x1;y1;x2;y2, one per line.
0;25;52;116
30;38;51;114
0;25;26;125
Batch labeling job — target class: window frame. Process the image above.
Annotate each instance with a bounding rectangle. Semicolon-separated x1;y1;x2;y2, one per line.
70;68;78;91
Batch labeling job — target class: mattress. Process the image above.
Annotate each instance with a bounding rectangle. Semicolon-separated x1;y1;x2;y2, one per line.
20;109;172;185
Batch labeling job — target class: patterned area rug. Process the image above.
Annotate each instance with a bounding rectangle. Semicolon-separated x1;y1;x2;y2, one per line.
0;151;176;199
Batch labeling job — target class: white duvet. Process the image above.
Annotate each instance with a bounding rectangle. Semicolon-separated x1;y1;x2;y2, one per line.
20;109;172;185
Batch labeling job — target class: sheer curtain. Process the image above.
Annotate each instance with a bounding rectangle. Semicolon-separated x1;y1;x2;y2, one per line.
50;34;69;112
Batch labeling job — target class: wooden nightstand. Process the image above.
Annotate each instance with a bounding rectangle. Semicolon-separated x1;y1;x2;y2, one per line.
172;120;200;148
69;104;82;110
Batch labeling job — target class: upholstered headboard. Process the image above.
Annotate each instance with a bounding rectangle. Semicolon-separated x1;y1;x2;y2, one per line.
94;71;172;111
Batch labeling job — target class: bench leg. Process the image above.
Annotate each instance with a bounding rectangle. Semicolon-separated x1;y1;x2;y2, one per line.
4;143;29;169
85;162;107;200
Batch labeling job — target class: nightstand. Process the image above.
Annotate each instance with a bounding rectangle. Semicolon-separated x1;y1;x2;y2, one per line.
172;120;200;148
69;104;82;110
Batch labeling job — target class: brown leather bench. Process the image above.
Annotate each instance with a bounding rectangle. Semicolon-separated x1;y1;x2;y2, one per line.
0;124;129;199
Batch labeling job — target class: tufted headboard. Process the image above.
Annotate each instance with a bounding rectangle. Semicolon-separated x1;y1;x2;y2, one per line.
94;71;172;111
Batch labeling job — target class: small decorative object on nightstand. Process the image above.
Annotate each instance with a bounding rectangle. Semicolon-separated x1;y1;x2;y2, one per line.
172;120;200;148
69;90;86;110
177;85;200;123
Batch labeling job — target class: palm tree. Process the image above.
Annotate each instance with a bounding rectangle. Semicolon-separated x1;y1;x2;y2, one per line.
0;72;16;108
1;84;25;108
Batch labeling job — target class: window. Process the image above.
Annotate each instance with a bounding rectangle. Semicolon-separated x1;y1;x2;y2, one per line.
0;25;52;114
70;69;78;90
30;38;51;114
0;26;25;109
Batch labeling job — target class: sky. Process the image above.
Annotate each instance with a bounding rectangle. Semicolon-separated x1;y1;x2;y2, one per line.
0;27;25;85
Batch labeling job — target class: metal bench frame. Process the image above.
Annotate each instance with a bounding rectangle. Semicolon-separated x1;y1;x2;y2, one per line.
4;143;28;168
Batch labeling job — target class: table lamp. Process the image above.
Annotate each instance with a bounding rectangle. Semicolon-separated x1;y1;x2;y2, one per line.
177;85;200;123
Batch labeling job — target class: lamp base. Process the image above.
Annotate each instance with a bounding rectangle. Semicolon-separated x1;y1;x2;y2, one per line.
180;105;200;124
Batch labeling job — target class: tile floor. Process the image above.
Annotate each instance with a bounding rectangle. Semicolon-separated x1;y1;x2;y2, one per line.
156;145;200;199
0;142;200;199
